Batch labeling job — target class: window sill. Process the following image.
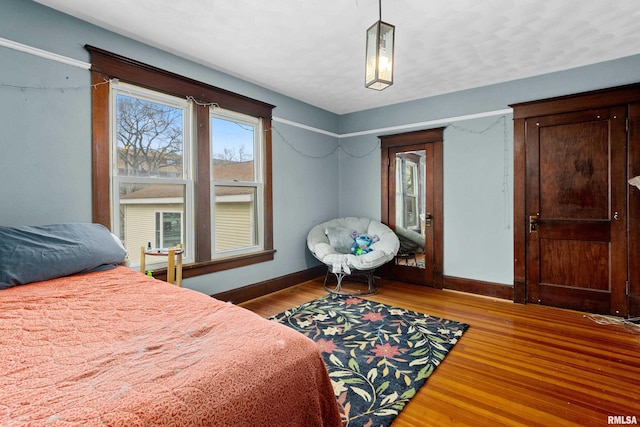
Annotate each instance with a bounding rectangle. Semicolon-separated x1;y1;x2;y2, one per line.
151;249;276;282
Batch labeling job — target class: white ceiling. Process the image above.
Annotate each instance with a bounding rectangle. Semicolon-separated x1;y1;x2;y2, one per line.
35;0;640;115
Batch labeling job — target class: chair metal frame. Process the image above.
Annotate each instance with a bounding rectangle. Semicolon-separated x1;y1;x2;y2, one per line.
323;267;377;296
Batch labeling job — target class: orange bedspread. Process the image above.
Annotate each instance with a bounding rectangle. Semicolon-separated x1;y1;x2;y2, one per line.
0;267;342;426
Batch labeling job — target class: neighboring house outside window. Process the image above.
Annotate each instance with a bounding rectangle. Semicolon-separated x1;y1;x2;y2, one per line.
88;46;274;277
118;184;185;266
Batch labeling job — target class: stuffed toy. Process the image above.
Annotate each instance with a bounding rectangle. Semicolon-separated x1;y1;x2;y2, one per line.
350;231;379;256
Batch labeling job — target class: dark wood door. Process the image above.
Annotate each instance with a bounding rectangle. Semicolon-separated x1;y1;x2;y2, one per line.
525;106;628;315
380;128;444;288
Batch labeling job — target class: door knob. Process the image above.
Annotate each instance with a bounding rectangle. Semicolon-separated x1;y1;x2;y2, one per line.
424;213;433;227
529;214;539;233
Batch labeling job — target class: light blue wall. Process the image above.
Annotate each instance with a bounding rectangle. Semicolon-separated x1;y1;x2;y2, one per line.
337;136;383;219
191;121;340;295
338;55;640;285
0;0;340;295
442;115;513;284
340;54;640;135
337;114;516;285
0;46;92;224
2;0;640;291
336;114;516;285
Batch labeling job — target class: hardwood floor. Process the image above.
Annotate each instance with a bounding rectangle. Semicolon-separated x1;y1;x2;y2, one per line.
239;277;640;427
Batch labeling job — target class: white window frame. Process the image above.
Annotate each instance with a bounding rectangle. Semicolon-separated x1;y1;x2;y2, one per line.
210;107;264;258
155;210;184;249
110;82;194;265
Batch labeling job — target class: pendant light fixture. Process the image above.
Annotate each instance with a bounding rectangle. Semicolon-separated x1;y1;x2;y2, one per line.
365;0;395;90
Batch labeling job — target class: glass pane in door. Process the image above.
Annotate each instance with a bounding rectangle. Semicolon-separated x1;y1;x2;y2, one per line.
395;150;426;268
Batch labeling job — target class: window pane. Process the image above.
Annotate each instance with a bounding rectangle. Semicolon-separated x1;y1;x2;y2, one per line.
119;183;185;266
404;196;418;228
213;185;257;252
156;212;182;248
405;164;416;195
211;117;254;181
116;94;184;177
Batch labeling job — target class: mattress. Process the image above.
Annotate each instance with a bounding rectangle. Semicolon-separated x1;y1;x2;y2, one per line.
0;266;342;426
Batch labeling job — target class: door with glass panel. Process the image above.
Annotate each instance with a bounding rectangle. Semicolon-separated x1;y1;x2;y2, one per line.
380;128;444;287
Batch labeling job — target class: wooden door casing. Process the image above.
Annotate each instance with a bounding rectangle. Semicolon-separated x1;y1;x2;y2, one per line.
380;128;444;288
628;102;640;316
512;84;640;316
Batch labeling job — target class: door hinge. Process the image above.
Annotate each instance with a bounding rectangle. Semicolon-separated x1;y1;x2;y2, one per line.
626;280;630;296
626;117;630;133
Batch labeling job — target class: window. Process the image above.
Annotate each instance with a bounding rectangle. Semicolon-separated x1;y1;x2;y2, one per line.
112;83;192;267
88;46;274;278
211;110;263;257
156;212;183;248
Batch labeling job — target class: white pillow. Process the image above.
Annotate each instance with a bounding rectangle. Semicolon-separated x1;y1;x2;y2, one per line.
325;227;354;254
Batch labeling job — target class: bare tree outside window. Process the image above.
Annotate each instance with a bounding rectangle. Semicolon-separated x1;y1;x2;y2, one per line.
213;144;252;162
211;117;254;163
116;95;184;178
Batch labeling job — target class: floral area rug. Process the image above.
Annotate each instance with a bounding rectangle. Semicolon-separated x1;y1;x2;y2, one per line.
269;293;469;427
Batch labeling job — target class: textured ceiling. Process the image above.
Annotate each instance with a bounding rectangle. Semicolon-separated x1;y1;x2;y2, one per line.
34;0;640;114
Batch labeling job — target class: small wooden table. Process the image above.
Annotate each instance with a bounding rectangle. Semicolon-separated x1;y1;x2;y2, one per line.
140;245;183;287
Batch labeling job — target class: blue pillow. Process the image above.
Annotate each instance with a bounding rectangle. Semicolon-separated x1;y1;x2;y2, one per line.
0;223;127;290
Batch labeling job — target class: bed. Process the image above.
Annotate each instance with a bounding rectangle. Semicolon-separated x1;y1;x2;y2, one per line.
0;224;342;426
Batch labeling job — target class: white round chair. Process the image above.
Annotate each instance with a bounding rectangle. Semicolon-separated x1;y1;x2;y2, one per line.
307;217;400;295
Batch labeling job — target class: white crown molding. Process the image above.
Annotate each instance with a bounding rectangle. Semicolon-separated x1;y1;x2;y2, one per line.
272;116;340;138
274;108;513;140
1;37;511;138
0;37;91;70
